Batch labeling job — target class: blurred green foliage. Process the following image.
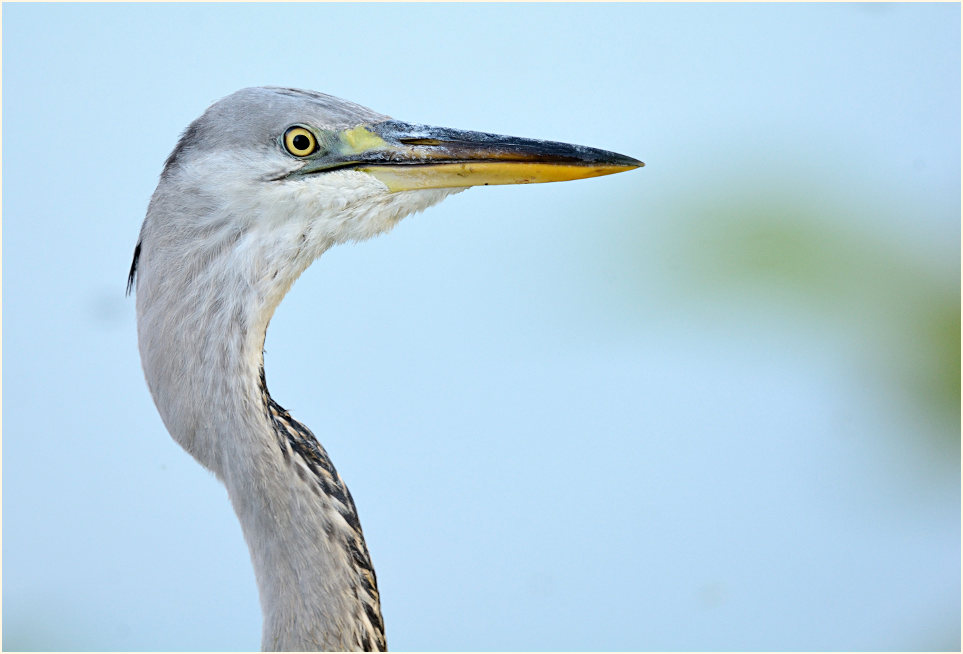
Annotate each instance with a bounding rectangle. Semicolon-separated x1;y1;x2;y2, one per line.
633;180;960;455
699;196;956;417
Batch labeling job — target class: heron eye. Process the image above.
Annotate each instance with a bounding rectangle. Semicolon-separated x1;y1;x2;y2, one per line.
283;126;317;157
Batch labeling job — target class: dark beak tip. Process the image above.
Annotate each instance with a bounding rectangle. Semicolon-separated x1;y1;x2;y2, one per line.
596;150;643;169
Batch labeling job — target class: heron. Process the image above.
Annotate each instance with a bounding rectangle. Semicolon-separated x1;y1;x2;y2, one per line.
128;86;642;651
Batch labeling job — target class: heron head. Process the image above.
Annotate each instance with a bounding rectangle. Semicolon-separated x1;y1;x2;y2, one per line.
150;86;642;249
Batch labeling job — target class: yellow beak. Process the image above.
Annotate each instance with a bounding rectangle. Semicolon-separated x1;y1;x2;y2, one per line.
295;121;643;192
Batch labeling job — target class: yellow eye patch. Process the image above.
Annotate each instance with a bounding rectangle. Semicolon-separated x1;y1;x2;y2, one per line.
283;126;317;157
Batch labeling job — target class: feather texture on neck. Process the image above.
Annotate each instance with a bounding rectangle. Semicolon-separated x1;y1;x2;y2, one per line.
133;145;457;650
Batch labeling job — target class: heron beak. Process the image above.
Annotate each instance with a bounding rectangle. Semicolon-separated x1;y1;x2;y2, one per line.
297;120;643;192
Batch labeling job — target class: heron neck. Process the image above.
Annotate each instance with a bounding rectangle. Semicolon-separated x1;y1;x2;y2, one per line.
136;229;385;650
237;369;386;652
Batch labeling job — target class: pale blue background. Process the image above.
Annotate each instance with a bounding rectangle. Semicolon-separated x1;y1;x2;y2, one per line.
3;3;959;651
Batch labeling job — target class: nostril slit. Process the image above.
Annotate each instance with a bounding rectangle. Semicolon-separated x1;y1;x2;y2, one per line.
399;138;444;146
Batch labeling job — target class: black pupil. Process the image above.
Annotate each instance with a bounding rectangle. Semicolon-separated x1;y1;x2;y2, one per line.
292;133;311;152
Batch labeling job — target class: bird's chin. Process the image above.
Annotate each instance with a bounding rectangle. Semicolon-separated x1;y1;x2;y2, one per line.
294;170;463;245
339;185;466;244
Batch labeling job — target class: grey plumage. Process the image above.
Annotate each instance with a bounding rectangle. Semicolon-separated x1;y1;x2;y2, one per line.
131;86;640;651
260;367;385;651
